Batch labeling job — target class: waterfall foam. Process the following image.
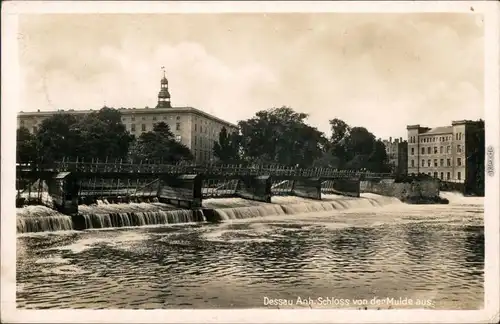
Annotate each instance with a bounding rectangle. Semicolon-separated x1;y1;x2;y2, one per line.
16;193;404;233
77;202;205;229
207;193;403;221
17;205;73;233
440;191;484;205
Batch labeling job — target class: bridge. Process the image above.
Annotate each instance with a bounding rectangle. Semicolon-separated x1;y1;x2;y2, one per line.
16;160;395;214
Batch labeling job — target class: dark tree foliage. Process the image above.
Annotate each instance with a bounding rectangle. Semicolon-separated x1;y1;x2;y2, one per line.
129;121;193;163
465;119;485;195
22;108;133;164
238;106;325;167
213;126;241;164
35;113;80;163
16;127;37;163
314;119;390;172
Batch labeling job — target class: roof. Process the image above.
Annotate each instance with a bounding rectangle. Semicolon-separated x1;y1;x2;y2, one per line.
17;106;238;128
421;126;453;135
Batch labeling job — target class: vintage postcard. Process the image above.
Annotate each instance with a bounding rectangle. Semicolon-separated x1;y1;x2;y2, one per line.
1;1;499;323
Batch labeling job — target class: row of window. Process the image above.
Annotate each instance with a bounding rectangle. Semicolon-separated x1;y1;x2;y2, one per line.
123;116;181;122
410;157;462;168
409;132;464;144
430;171;461;181
410;145;462;155
420;135;453;143
129;123;181;132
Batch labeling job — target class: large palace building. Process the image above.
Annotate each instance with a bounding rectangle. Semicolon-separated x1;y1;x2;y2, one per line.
17;72;238;164
406;120;484;184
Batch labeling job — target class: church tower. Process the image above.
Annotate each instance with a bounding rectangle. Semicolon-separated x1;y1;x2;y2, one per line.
156;67;171;108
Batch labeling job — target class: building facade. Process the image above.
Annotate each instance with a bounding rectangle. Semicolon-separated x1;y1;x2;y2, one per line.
17;73;238;164
406;120;484;184
382;137;408;175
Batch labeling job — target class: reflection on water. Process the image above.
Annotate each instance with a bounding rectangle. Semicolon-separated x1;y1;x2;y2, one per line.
16;194;483;310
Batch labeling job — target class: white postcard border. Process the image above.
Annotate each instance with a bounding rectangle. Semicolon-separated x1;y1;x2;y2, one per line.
1;1;499;323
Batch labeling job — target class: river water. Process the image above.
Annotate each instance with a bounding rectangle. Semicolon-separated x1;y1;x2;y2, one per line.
16;192;484;310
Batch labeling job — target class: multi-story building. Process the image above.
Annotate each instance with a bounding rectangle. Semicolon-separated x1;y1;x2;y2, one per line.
17;73;238;163
406;120;484;184
382;137;408;175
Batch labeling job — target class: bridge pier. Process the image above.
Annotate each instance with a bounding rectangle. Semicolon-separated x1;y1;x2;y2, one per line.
291;177;322;200
48;172;79;215
157;174;202;208
235;175;272;203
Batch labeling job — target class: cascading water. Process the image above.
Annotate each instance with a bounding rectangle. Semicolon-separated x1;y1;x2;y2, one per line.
440;191;484;206
77;202;205;229
202;193;403;221
17;205;73;233
16;193;405;233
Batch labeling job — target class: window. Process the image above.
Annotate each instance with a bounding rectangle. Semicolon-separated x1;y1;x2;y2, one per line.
175;135;181;142
195;124;197;131
457;158;462;166
21;120;25;126
440;172;444;179
440;146;443;154
447;172;451;180
434;147;438;154
141;124;146;131
421;159;425;167
434;159;438;167
194;136;197;145
447;146;451;153
411;160;415;167
457;145;462;153
176;116;180;120
142;117;146;120
131;117;135;121
176;123;181;131
131;124;136;132
427;147;431;154
447;158;451;166
421;147;425;155
32;126;37;133
122;117;127;122
457;172;461;180
433;172;438;178
153;116;157;121
427;160;431;167
440;159;444;167
200;125;203;133
428;172;431;176
163;116;167;120
456;133;458;140
411;148;414;155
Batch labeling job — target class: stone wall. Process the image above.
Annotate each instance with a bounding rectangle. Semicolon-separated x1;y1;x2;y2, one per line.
360;179;443;204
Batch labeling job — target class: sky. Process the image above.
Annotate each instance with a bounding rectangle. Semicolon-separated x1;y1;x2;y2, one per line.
18;13;484;139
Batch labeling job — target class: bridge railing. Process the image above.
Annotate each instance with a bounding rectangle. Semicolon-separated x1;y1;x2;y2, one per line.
17;159;394;179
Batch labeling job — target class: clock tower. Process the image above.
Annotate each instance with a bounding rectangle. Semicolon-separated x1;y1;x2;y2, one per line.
156;67;171;108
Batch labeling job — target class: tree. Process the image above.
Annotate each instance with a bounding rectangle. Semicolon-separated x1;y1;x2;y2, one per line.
213;127;241;164
27;108;133;164
35;113;80;163
315;119;390;172
16;127;37;163
238;106;326;167
73;108;134;161
129;122;193;163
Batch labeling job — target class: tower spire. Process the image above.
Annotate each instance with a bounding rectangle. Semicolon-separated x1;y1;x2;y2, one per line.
157;66;171;108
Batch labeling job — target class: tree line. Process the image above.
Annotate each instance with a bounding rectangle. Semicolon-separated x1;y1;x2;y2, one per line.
17;106;391;172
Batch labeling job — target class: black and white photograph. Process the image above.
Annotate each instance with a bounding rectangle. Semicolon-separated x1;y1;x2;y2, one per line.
1;1;499;323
